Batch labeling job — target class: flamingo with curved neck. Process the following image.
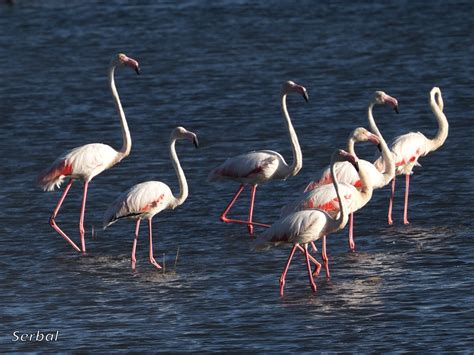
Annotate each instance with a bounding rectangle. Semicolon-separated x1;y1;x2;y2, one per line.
375;87;448;224
208;80;308;235
255;150;357;296
37;53;140;254
302;91;398;249
103;127;198;271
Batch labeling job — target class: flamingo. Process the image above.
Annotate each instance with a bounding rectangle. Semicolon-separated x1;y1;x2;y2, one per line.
103;127;198;271
37;53;140;254
254;150;358;296
374;87;448;225
208;80;309;235
301;91;398;249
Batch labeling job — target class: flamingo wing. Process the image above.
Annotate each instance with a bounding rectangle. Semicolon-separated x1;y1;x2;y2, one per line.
208;150;283;183
282;183;357;218
37;143;119;191
374;132;430;174
103;181;173;228
254;210;328;249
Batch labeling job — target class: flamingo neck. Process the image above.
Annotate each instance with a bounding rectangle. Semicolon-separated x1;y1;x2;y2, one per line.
368;102;394;185
280;92;303;178
427;87;449;153
329;158;349;232
109;64;132;159
347;136;356;156
169;138;188;208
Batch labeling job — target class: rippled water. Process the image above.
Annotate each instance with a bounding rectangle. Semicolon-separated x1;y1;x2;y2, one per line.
1;0;473;352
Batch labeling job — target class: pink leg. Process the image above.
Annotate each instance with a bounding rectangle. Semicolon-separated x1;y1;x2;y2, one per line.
148;219;162;270
348;212;355;250
304;244;317;293
404;174;410;225
296;244;321;277
321;235;330;279
247;185;257;235
131;219;140;271
388;177;396;225
279;244;298;297
49;179;81;253
78;181;89;254
219;184;270;232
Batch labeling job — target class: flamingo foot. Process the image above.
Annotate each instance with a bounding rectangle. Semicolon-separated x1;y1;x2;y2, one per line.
388;218;393;225
349;240;356;251
247;223;254;235
404;219;410;225
279;277;285;297
312;263;321;278
131;258;137;271
149;257;162;270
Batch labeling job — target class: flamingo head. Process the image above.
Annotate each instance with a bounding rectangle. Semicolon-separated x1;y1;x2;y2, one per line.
351;127;381;151
173;126;199;148
373;91;399;113
283;81;309;102
117;53;140;75
334;149;359;172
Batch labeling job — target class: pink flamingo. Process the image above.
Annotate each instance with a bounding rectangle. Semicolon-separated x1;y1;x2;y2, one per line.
374;87;448;225
103;127;198;271
37;53;140;254
302;91;398;249
254;150;357;296
208;81;308;235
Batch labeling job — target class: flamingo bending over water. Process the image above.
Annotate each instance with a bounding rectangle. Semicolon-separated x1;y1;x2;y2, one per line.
103;127;198;271
374;87;448;224
254;150;357;296
37;53;140;253
208;81;308;235
302;91;398;249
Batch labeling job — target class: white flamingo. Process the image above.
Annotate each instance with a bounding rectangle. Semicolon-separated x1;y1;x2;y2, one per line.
282;128;379;252
254;150;358;296
208;81;308;235
37;53;140;254
301;91;398;249
103;127;198;271
374;87;448;224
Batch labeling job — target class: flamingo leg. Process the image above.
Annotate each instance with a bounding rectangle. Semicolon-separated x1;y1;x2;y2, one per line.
348;212;355;251
78;181;89;254
388;177;396;225
296;244;321;278
247;185;257;235
279;244;298;297
404;174;410;225
148;219;162;270
304;244;317;293
131;219;140;271
321;235;330;279
49;179;81;253
220;184;270;232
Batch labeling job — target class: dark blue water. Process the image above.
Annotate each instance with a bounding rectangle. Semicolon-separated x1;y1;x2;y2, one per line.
1;1;473;352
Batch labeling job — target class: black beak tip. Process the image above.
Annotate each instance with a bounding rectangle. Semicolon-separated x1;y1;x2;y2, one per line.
303;92;309;103
135;67;140;75
193;137;199;148
394;106;399;114
377;143;382;152
354;161;360;172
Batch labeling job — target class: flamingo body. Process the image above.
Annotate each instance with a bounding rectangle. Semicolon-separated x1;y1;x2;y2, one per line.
208;150;288;185
103;181;174;226
38;143;120;191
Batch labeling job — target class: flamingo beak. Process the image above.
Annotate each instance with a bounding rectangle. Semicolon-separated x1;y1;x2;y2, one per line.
377;143;382;152
135;66;140;75
193;136;199;148
353;161;360;172
303;90;309;103
394;105;399;114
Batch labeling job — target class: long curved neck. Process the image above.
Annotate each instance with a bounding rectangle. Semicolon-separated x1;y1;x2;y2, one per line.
427;88;449;152
280;92;303;177
347;136;356;156
169;138;188;208
109;64;132;159
368;102;394;185
330;159;349;231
